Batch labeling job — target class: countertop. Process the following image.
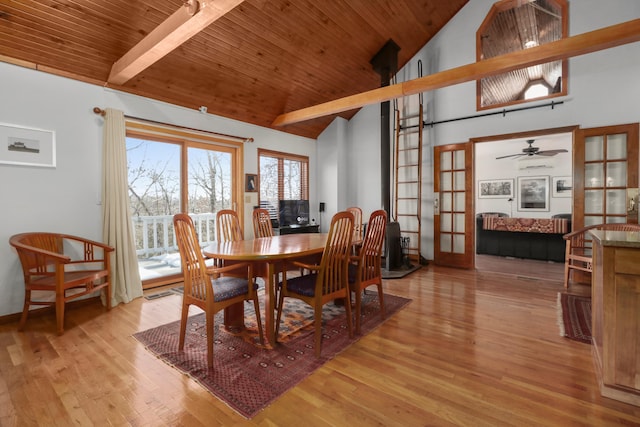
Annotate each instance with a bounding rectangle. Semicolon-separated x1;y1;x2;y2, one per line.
590;230;640;248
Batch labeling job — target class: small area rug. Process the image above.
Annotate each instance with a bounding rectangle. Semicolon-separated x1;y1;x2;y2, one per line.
557;292;592;344
133;291;411;418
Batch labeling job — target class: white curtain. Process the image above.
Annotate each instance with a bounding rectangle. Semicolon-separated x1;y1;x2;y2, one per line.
102;108;143;306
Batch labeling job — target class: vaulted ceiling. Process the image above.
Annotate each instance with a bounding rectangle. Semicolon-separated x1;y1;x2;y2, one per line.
478;0;565;108
0;0;469;139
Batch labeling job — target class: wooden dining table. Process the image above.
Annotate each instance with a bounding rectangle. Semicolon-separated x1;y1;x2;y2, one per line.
203;233;327;347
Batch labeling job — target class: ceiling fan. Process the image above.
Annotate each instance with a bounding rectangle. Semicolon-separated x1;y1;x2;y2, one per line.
495;139;568;159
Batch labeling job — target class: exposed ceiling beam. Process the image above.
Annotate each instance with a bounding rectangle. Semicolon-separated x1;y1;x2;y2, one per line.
108;0;244;85
273;18;640;127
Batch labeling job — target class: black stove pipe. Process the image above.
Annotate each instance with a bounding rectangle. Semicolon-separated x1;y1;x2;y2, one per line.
370;40;399;217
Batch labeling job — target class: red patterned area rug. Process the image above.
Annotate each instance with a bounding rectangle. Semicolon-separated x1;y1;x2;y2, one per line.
133;292;411;418
557;292;592;344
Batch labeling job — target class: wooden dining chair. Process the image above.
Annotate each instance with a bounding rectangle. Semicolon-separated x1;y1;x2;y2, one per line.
216;209;244;242
276;211;354;357
349;209;387;334
9;232;114;335
252;207;284;306
252;208;274;238
173;213;263;369
563;222;640;288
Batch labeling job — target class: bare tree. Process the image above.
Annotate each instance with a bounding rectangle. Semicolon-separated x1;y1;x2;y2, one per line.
127;141;179;216
190;151;227;212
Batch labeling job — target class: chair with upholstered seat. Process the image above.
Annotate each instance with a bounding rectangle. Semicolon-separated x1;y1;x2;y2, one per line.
276;211;354;357
349;209;387;334
9;232;114;335
173;213;263;369
216;209;244;242
252;208;274;238
563;222;640;288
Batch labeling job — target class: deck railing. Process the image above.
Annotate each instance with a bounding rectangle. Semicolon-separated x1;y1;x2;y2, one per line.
132;213;216;257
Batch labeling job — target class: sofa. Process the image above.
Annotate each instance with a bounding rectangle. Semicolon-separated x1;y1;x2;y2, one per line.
476;213;570;262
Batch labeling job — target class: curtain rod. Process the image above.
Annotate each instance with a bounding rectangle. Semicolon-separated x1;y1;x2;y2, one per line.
398;100;565;130
92;107;254;143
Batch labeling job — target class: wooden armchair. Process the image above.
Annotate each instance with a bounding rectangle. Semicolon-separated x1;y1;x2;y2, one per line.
9;232;114;335
349;209;387;334
563;223;640;288
174;213;263;369
276;211;354;357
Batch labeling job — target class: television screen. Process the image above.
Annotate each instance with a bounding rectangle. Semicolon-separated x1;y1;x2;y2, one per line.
278;200;309;227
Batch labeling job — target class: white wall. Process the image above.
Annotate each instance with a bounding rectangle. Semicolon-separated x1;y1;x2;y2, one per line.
321;0;640;260
475;134;573;217
316;117;349;232
0;62;315;317
346;104;383;219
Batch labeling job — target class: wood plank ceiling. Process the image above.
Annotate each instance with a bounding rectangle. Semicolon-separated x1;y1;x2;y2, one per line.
0;0;469;139
478;0;564;108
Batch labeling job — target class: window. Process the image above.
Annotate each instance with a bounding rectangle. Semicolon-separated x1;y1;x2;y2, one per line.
477;0;568;109
258;149;309;222
524;81;550;100
126;121;243;288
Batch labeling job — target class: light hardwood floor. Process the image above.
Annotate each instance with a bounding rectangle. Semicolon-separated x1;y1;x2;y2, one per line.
475;254;565;283
1;265;638;426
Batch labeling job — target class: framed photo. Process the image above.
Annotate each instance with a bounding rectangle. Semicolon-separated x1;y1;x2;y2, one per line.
245;173;258;192
478;179;514;199
518;176;549;211
0;123;56;168
552;176;572;198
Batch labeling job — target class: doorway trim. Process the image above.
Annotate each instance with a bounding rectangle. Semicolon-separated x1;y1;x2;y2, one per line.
469;125;579;270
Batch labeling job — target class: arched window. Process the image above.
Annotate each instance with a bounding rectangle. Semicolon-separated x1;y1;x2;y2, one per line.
477;0;568;110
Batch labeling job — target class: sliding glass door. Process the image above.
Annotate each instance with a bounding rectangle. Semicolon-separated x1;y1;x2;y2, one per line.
126;124;242;288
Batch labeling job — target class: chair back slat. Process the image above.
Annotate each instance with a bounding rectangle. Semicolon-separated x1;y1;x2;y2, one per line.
216;209;244;242
318;211;354;296
173;214;211;303
253;208;274;238
12;233;63;273
347;206;363;243
360;210;387;281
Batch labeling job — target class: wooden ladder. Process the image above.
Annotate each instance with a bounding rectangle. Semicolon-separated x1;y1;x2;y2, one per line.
392;61;423;263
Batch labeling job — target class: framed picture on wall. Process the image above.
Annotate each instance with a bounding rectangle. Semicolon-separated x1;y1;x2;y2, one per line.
0;123;56;168
245;173;258;192
518;176;549;211
478;179;514;199
552;176;572;198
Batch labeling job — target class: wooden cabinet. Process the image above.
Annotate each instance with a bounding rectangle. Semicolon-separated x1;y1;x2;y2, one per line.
591;230;640;406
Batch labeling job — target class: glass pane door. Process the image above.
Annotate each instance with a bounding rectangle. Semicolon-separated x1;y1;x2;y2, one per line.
126;134;239;288
434;143;473;268
577;124;639;228
127;137;182;283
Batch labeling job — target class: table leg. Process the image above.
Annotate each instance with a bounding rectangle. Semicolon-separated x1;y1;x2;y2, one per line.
223;303;245;333
265;262;277;347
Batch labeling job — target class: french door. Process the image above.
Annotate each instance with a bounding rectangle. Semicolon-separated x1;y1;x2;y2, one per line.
574;123;639;229
433;143;474;268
